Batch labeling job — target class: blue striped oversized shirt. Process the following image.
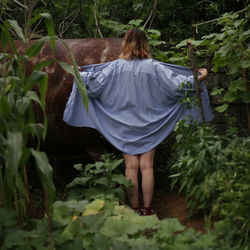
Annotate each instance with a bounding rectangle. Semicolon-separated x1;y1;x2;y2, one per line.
63;59;213;154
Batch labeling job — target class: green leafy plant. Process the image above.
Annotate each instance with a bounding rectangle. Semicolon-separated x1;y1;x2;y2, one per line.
66;154;131;202
175;6;250;131
0;1;88;234
0;198;241;249
0;12;56;227
170;123;223;214
169;120;250;246
203;137;250;245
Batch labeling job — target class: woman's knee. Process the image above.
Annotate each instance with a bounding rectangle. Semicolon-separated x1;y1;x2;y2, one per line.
123;153;140;170
140;160;153;171
139;149;155;171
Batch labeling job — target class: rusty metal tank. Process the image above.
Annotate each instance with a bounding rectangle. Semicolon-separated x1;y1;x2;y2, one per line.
15;39;123;156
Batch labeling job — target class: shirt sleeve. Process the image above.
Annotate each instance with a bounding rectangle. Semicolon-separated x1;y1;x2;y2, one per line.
80;71;106;98
154;61;195;99
80;62;115;98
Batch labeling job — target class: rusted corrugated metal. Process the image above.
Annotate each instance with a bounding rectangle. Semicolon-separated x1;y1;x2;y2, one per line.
10;39;123;155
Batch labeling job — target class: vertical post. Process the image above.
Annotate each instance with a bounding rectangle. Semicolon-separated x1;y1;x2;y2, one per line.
187;40;205;123
242;68;250;133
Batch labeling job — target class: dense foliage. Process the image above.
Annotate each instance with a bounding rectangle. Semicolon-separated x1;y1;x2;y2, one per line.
1;0;248;40
0;0;87;235
0;198;241;250
170;122;250;246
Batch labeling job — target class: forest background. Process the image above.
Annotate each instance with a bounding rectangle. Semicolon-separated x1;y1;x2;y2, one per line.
3;0;245;41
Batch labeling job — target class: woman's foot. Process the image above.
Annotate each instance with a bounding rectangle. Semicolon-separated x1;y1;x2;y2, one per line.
140;207;156;216
133;207;142;215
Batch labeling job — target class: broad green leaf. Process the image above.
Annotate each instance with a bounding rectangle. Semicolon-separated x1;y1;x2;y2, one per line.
131;213;160;230
223;92;238;103
111;241;130;250
189;40;204;46
1;26;9;51
169;173;182;178
95;161;105;173
24;91;41;106
75;200;89;213
101;216;139;238
66;177;91;189
57;38;88;111
215;104;229;113
82;199;104;216
25;37;50;57
31;149;55;205
202;33;216;40
212;57;228;72
8;20;25;42
240;60;250;69
176;39;188;48
4;230;32;248
61;219;80;241
57;61;74;75
111;174;130;186
240;90;250;103
216;43;231;57
214;32;225;40
128;19;143;27
29;14;42;26
92;234;112;250
73;163;83;171
109;158;123;171
29;123;44;141
53;202;72;225
148;29;161;37
147;29;161;38
243;29;250;37
6;131;23;174
150;40;165;47
13;0;27;8
24;70;47;93
0;95;11;119
210;87;224;96
33;59;56;71
156;218;185;239
16;95;31;114
37;74;48;139
80;214;105;233
0;208;17;227
1;22;17;54
94;177;109;185
114;205;137;217
39;13;55;53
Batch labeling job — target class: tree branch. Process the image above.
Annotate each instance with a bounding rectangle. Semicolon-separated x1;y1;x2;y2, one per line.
94;0;103;38
187;40;205;123
143;0;158;29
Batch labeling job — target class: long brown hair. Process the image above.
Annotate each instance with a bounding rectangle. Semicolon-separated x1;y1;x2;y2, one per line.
119;29;151;60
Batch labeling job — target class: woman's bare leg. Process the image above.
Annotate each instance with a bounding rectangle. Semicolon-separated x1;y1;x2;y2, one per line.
139;149;155;208
123;153;140;208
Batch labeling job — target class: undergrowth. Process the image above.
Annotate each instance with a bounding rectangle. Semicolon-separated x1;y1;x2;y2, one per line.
169;121;250;247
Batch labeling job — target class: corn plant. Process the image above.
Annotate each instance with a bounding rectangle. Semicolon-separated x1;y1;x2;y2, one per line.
0;0;87;234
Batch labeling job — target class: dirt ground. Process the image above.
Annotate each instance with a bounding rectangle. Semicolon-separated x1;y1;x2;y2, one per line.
152;191;206;233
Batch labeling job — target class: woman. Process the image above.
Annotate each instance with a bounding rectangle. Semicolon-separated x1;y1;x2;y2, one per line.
63;29;213;215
